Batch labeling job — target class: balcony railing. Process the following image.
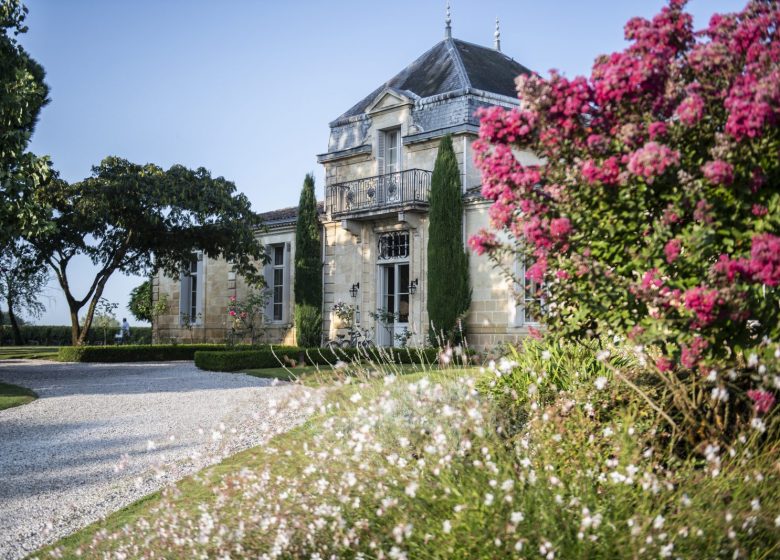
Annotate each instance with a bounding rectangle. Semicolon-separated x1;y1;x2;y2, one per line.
326;169;432;217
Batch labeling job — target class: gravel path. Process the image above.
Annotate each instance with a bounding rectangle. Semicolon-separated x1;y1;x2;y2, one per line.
0;359;318;560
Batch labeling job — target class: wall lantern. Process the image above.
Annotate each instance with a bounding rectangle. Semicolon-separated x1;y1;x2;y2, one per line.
409;278;419;295
350;282;360;298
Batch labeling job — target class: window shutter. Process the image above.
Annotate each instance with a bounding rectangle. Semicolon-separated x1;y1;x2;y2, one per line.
376;130;385;176
195;254;205;325
282;242;291;323
263;245;274;321
179;272;188;326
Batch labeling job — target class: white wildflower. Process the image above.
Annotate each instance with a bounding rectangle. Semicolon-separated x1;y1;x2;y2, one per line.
594;376;608;390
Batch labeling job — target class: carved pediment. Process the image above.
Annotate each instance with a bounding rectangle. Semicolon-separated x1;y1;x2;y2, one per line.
366;88;416;115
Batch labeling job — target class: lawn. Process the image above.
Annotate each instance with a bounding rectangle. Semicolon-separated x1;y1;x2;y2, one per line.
0;346;60;360
242;362;444;386
0;381;38;411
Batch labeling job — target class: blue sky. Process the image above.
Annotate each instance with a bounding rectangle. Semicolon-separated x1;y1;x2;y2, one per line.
20;0;744;326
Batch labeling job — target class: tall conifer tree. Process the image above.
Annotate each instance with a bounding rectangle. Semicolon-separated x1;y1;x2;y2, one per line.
294;173;322;346
427;135;471;345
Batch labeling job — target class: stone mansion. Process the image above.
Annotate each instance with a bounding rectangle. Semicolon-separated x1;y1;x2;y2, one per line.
153;24;542;349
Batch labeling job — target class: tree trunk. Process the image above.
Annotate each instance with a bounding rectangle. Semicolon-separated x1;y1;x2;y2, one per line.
7;298;23;345
69;306;82;346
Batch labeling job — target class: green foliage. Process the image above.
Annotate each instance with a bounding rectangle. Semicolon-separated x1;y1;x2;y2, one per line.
128;280;152;323
427;135;470;345
28;156;266;346
295;304;322;348
0;0;53;246
294;173;322;344
0;240;48;344
58;343;228;363
195;347;304;372
0;325;151;346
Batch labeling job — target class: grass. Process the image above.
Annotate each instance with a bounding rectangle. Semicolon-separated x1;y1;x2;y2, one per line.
0;381;38;411
242;362;441;386
0;346;60;360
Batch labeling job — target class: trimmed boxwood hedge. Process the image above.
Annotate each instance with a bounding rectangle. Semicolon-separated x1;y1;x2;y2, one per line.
58;344;234;363
194;346;449;372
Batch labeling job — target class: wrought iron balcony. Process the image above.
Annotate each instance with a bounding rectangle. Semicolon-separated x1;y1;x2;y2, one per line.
325;168;432;218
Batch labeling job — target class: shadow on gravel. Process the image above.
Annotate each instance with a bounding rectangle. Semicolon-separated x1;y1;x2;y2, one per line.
0;361;274;398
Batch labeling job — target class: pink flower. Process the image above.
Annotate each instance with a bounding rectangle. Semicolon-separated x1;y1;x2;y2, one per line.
627;142;680;184
656;356;673;372
680;337;708;369
664;238;682;263
550;217;572;240
229;310;236;317
675;93;705;126
751;204;768;216
526;257;548;283
747;389;776;415
468;231;500;256
713;254;751;281
702;160;734;185
648;121;667;139
581;157;621;186
749;233;780;287
683;286;721;327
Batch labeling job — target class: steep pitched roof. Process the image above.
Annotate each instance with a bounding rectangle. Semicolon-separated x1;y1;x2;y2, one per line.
337;38;530;121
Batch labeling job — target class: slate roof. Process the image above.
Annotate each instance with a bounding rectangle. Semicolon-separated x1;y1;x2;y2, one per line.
257;202;325;228
337;38;531;121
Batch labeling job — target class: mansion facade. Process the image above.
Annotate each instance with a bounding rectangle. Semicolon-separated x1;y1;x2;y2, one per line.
153;31;541;349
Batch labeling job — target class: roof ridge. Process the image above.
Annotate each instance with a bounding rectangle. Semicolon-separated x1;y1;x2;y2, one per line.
445;37;472;90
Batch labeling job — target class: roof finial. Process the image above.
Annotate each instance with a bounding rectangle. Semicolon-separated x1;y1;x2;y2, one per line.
445;1;452;39
494;17;501;51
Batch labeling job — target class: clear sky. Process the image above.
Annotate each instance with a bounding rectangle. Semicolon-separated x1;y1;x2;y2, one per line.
19;0;744;326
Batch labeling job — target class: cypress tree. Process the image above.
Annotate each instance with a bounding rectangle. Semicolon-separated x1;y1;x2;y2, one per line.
294;173;322;346
427;135;471;345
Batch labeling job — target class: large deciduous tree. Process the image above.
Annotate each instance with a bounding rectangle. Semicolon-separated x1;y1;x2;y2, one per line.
0;240;48;344
0;0;52;245
31;156;265;345
293;173;322;347
470;0;780;440
427;135;471;345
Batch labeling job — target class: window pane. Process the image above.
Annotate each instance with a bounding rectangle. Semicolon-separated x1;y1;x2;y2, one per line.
399;294;409;322
273;303;282;321
399;264;409;293
274;246;284;266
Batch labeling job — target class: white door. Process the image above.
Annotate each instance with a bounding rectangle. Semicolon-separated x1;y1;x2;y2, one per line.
378;262;410;347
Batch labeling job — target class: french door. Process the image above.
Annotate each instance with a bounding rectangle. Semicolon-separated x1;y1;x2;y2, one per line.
377;262;410;347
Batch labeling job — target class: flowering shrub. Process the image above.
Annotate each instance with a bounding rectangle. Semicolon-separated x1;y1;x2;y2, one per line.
227;290;268;344
470;0;780;441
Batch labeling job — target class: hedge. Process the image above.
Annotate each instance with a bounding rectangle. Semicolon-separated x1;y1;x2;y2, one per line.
194;346;452;372
0;325;152;346
58;344;234;363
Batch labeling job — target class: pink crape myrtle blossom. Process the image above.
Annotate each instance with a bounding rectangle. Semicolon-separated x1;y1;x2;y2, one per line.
747;389;776;415
748;233;780;287
664;238;682;263
470;0;780;423
702;160;735;185
626;142;680;184
675;93;705;126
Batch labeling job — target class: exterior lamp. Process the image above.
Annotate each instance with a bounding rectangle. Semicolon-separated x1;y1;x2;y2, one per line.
409;278;418;295
350;282;360;298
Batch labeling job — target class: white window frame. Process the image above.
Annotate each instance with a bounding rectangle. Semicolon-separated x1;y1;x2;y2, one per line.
271;244;285;323
512;258;543;327
180;252;204;326
385;128;401;174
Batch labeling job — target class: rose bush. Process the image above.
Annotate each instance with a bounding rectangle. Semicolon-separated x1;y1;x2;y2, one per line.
471;0;780;442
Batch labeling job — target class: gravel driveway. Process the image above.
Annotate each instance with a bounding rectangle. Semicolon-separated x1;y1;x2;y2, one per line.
0;359;318;560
